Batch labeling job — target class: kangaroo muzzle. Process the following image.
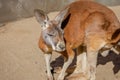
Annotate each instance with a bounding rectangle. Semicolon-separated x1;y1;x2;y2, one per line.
56;41;65;52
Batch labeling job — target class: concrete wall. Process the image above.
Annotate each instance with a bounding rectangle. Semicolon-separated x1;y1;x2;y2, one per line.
0;0;120;23
0;0;73;23
96;0;120;6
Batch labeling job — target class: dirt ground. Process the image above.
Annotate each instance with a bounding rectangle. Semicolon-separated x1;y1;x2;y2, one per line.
0;6;120;80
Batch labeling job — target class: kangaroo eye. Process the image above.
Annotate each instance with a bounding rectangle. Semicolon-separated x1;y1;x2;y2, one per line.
47;33;54;36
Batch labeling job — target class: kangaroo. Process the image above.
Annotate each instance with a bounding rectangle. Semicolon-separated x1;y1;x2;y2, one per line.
34;9;68;80
34;1;120;80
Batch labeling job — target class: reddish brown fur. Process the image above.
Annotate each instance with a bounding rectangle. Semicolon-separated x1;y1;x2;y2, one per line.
39;36;52;53
39;1;120;56
62;1;120;79
64;1;120;50
38;1;120;80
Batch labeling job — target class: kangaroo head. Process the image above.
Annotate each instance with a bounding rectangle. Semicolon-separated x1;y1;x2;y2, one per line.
34;7;69;52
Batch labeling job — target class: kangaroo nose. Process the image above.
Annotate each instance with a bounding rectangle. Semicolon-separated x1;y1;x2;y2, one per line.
59;44;65;50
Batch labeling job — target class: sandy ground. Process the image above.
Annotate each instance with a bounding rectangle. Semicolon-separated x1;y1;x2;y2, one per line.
0;6;120;80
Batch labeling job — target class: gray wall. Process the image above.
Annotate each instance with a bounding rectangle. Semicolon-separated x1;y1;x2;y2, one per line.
96;0;120;6
0;0;120;23
0;0;74;23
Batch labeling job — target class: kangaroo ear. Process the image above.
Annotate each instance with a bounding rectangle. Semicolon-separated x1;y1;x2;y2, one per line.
55;7;69;24
34;9;49;28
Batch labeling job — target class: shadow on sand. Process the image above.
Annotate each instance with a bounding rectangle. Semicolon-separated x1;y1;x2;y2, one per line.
97;51;120;74
51;51;120;75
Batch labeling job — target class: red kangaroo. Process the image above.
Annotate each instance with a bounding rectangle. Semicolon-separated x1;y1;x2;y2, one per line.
34;1;120;80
